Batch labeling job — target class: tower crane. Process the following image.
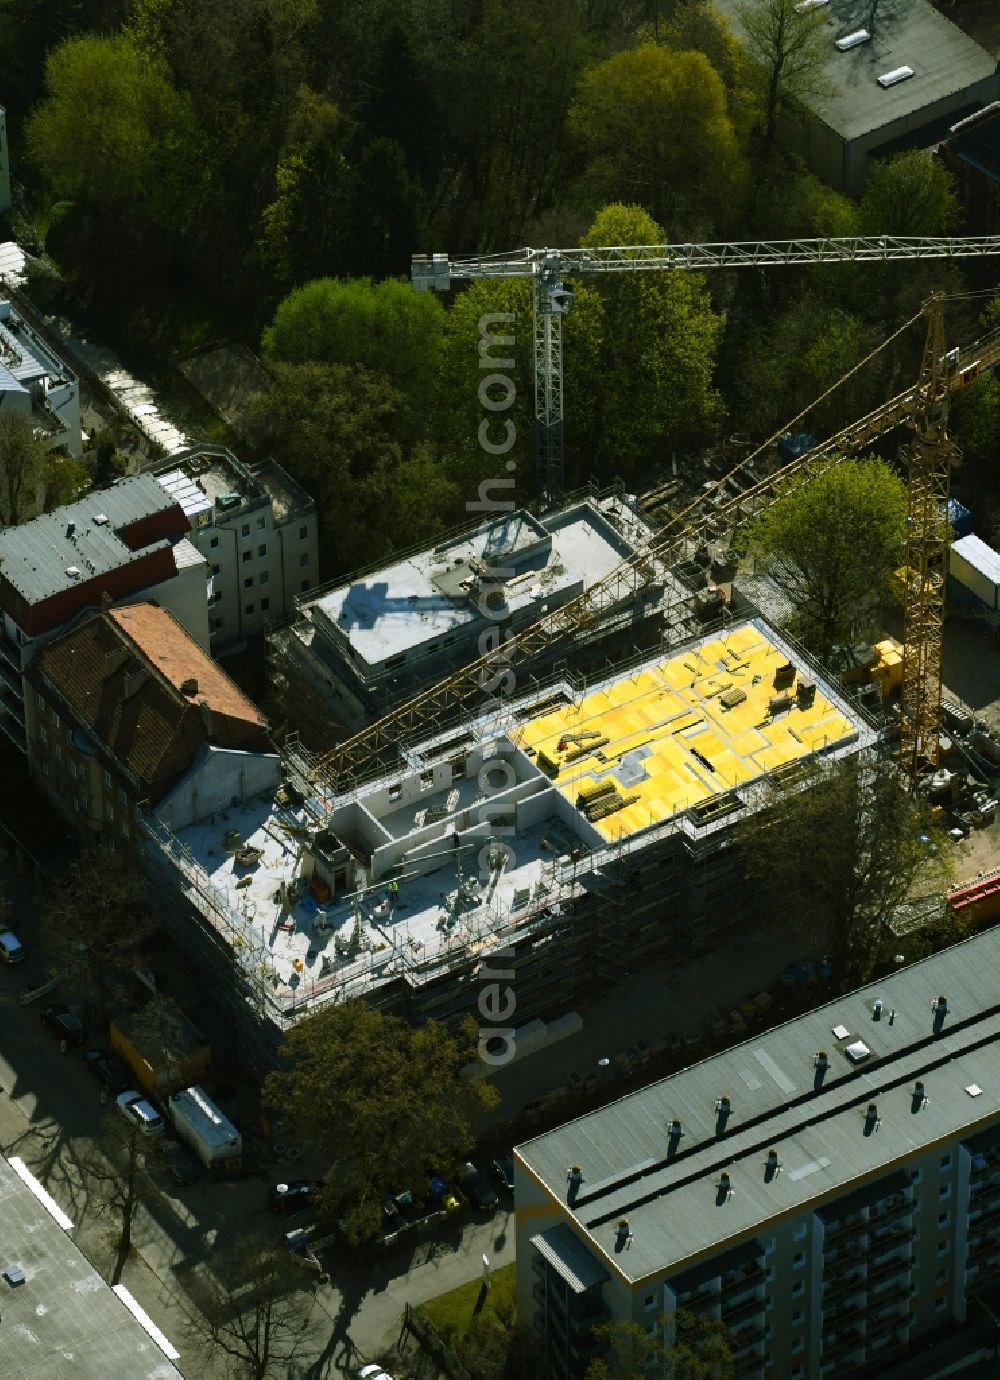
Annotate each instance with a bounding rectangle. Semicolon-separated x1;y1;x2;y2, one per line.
314;236;1000;792
413;234;1000;502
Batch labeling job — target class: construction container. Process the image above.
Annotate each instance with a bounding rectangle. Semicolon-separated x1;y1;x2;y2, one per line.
950;535;1000;612
110;1000;211;1097
870;638;903;697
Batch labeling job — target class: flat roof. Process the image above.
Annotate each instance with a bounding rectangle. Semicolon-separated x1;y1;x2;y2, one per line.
0;475;184;604
517;927;1000;1284
0;299;74;387
0;1154;182;1378
952;533;1000;586
714;0;999;142
309;498;646;671
513;623;856;841
159;619;868;1015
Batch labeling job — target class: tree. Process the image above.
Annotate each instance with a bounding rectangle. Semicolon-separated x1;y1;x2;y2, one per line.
659;1;756;140
263;1004;497;1244
858;150;960;238
0;410;48;525
25;33;198;222
567;44;748;234
736;753;951;986
738;455;907;655
585;1310;735;1380
82;1109;151;1284
735;0;829;144
186;1233;315;1380
576;203;725;475
261;276;446;410
44;451;90;510
42;848;156;1030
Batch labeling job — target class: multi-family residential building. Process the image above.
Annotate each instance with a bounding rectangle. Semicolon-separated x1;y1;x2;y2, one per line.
0;475;209;753
0;298;82;460
515;928;1000;1379
154;444;318;648
268;485;683;738
25;602;276;848
140;616;874;1074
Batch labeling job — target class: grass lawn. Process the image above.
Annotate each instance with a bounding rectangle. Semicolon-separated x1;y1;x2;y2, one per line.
419;1261;517;1340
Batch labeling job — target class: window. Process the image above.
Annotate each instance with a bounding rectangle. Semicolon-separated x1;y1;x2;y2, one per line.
38;724;48;744
258;543;267;557
242;549;252;563
936;1267;947;1282
261;598;270;612
299;552;309;567
765;1295;774;1312
211;562;221;575
793;1222;809;1241
119;788;127;806
52;710;60;729
939;1184;951;1201
244;576;254;589
300;579;310;592
259;570;269;585
645;1323;657;1336
210;535;219;548
299;525;308;539
211;617;224;632
911;1169;923;1185
935;1297;947;1312
764;1267;774;1282
246;603;255;616
792;1338;804;1355
793;1252;805;1268
792;1367;804;1380
41;761;49;778
940;1154;952;1171
105;802;114;822
937;1240;950;1255
54;745;62;762
256;515;266;530
792;1281;804;1297
644;1294;656;1312
792;1309;803;1324
938;1211;950;1227
104;769;112;789
241;523;250;537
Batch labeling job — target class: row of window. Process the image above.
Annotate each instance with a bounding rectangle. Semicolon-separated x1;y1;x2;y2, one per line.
209;520;311;544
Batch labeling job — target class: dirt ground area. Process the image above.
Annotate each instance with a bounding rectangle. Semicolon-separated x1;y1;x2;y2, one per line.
935;0;1000;57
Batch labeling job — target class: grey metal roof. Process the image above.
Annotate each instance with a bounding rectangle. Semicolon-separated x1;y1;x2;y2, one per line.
713;0;999;143
516;926;1000;1284
531;1223;612;1293
0;1154;182;1378
0;475;183;604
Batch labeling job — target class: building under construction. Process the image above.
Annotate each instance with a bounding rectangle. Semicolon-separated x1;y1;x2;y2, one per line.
265;484;699;744
141;616;874;1075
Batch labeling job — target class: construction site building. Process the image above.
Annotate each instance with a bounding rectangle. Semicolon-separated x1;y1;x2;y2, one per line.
265;484;688;743
141;617;873;1076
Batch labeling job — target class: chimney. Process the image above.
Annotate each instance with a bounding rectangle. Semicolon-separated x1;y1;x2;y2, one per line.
814;1050;829;1069
66;520;75;538
933;995;948;1014
766;1148;783;1175
865;1103;881;1132
180;677;198;697
717;1171;734;1201
567;1165;585;1187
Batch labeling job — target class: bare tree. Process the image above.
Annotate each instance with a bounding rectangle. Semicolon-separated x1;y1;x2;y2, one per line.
736;0;830;144
81;1110;152;1284
186;1234;316;1380
42;848;156;1029
0;409;48;526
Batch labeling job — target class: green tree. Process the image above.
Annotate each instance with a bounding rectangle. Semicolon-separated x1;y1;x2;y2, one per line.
739;455;907;654
262;277;446;410
44;452;90;510
567;44;747;234
25;33;198;222
737;754;951;986
585;1309;735;1380
735;0;829;144
0;410;48;525
263;1004;497;1244
577;203;725;475
42;849;156;1030
659;0;756;139
858;150;960;238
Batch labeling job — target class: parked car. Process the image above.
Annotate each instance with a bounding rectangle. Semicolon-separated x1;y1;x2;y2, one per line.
83;1049;132;1095
268;1180;322;1215
159;1138;201;1186
491;1156;515;1192
40;1006;87;1047
0;931;25;964
457;1162;499;1212
116;1091;166;1138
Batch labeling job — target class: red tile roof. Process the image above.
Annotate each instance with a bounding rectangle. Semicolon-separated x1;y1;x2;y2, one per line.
31;604;272;797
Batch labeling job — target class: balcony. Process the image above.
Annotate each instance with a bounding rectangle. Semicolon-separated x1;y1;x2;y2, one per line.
722;1293;765;1324
866;1308;909;1343
866;1253;910;1286
720;1264;764;1295
731;1323;767;1349
969;1203;1000;1233
826;1241;867;1266
823;1214;866;1243
0;635;22;674
824;1269;867;1302
822;1325;865;1362
868;1199;913;1228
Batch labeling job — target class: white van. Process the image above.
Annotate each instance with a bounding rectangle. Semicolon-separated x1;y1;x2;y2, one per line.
0;932;24;964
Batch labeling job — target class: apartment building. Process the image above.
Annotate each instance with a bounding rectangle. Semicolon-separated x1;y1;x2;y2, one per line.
0;297;82;459
515;928;1000;1379
154;444;318;648
267;485;685;739
0;475;209;753
25;602;276;848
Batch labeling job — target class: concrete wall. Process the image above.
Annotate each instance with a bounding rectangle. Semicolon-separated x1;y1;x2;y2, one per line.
154;748;282;831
